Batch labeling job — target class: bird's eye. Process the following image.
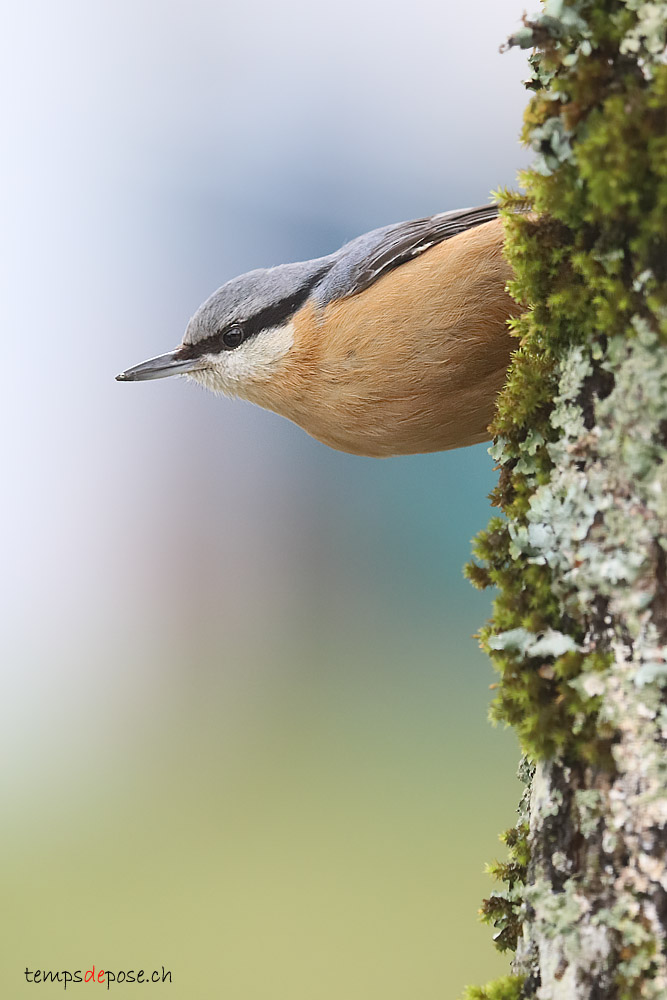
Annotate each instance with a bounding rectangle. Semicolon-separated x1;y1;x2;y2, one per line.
222;325;245;349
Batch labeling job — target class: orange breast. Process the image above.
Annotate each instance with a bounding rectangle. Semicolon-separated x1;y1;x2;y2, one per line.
258;217;518;457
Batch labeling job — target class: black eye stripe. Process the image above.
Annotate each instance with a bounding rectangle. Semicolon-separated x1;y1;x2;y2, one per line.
180;326;242;356
178;264;330;361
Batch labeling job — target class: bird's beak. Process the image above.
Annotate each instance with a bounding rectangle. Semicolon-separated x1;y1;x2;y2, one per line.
115;350;200;382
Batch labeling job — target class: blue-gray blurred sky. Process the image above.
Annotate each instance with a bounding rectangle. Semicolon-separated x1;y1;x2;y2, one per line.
3;2;531;996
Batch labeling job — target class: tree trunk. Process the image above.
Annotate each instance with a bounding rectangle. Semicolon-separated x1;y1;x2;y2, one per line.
464;3;667;998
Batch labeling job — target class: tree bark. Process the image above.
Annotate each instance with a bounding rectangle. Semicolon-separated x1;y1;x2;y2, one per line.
464;3;667;998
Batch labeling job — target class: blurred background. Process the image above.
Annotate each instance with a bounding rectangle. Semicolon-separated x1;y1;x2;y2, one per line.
2;2;530;996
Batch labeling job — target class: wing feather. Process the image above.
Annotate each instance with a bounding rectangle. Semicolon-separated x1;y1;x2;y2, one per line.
315;205;500;304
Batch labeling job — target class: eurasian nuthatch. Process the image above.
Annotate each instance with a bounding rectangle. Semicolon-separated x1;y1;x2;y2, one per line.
117;205;516;457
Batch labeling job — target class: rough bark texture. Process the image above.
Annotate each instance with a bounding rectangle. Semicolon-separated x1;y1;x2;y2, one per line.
463;3;667;999
509;335;667;999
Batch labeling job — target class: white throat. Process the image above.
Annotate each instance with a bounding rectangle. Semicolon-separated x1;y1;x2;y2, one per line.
186;321;295;399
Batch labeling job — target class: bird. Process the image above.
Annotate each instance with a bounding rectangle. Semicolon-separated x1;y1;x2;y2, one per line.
116;205;518;457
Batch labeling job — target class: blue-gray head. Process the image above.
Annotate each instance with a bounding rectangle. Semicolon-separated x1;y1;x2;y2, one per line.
116;254;334;395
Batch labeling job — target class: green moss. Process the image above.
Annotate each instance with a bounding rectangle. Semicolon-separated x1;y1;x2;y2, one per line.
460;975;525;1000
477;821;531;954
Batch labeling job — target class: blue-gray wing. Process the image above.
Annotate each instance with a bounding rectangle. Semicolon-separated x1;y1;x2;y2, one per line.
314;204;500;306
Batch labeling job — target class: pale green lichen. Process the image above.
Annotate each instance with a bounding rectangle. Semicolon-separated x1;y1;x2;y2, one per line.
620;0;667;73
573;788;603;838
510;329;667;633
523;876;584;938
488;628;579;657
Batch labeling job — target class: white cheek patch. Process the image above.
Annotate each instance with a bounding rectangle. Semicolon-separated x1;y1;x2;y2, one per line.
187;321;295;398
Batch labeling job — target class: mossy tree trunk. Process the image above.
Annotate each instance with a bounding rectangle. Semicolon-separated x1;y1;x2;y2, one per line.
464;3;667;999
